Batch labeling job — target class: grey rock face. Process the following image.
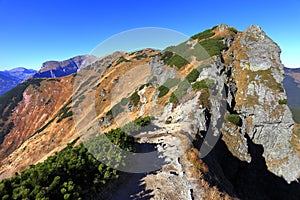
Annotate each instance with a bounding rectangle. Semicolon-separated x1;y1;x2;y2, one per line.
149;56;177;86
230;25;300;183
240;25;283;72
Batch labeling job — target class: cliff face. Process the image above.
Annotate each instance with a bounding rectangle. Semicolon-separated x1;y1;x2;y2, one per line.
33;55;97;78
222;25;300;183
0;25;299;199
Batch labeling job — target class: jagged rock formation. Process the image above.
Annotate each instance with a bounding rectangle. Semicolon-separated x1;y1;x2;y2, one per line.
223;25;300;183
0;25;299;199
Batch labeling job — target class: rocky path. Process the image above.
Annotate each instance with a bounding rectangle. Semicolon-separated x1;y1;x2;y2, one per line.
110;120;204;200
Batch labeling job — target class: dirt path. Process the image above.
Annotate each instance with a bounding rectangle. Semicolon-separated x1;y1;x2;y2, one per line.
110;119;204;200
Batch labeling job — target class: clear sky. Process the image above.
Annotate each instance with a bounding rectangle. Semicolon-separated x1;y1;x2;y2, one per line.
0;0;299;70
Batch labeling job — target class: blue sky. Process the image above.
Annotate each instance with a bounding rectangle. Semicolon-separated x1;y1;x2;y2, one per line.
0;0;299;70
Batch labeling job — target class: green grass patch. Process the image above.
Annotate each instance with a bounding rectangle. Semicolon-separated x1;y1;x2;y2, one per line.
192;79;215;91
57;106;73;123
133;54;147;60
116;56;131;65
278;99;288;105
199;38;227;56
161;51;189;69
138;83;151;91
226;114;242;126
130;91;140;106
170;92;179;103
191;29;215;40
158;78;180;98
158;85;170;98
186;69;200;83
228;27;238;34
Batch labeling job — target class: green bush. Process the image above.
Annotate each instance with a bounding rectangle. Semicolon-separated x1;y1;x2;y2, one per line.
165;41;210;62
77;76;97;92
158;78;180;98
186;69;200;83
168;54;189;69
133;54;147;60
226;114;242;126
170;92;179;103
138;83;151;91
133;116;151;127
161;51;173;62
192;79;215;91
228;27;238;34
57;106;73;123
36;118;55;134
277;83;284;93
278;99;288;105
191;29;215;40
116;56;131;65
122;116;152;134
199;38;227;56
158;85;170;98
192;80;208;91
161;51;189;69
130;91;140;106
0;122;139;199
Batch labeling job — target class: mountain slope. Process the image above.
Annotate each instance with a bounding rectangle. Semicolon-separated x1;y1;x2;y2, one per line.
0;68;36;96
0;25;299;199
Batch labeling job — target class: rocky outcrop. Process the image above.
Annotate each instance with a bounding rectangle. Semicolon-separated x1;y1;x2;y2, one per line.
33;55;97;78
223;25;300;183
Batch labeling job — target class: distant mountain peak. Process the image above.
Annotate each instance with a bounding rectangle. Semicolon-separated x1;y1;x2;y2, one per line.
34;54;97;78
0;67;37;96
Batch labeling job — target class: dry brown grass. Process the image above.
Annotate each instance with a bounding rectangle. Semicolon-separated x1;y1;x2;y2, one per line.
245;117;253;133
269;104;285;119
187;147;209;173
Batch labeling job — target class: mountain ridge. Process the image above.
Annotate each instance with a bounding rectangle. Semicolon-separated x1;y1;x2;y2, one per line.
0;24;299;199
